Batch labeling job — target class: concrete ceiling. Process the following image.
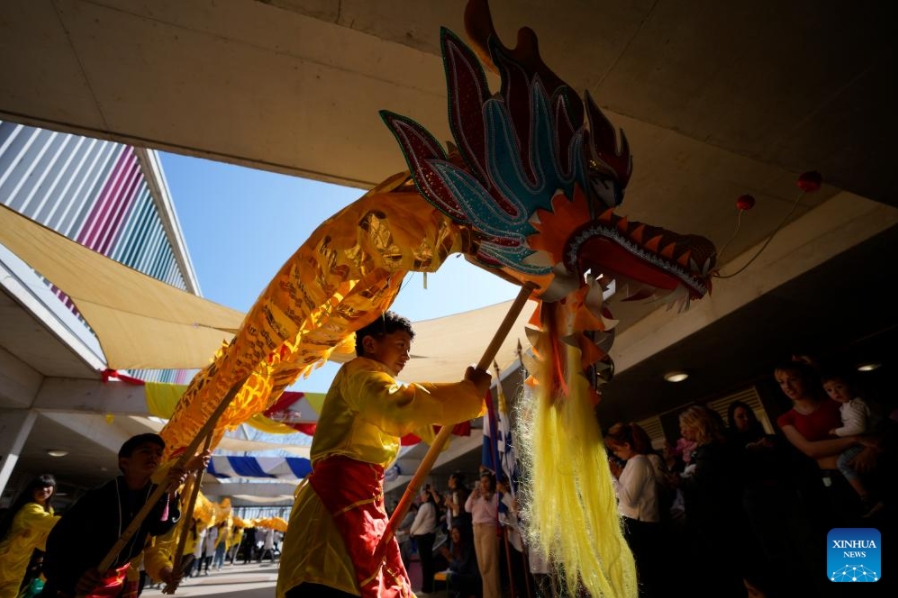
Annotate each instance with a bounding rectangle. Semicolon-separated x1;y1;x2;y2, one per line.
0;0;894;206
2;0;897;501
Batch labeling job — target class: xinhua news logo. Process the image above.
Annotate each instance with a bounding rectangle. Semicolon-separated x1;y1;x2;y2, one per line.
827;528;881;582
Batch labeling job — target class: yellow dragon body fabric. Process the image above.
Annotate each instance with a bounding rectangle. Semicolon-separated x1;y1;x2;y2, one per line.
161;186;473;452
161;1;717;596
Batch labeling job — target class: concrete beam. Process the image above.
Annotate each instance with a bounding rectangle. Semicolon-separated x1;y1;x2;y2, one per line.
0;345;41;409
611;193;898;374
33;378;148;416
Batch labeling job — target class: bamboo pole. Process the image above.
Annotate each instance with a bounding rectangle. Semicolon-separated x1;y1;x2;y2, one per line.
492;360;517;598
383;283;534;550
89;376;250;582
162;430;215;594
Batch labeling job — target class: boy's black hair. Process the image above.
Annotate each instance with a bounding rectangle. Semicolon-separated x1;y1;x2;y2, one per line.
355;311;415;357
118;433;165;459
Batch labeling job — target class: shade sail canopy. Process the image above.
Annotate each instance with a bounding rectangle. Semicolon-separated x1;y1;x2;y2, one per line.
0;204;244;370
1;204;536;378
398;298;538;383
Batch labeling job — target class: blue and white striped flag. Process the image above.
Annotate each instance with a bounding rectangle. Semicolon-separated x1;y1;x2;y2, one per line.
481;384;520;492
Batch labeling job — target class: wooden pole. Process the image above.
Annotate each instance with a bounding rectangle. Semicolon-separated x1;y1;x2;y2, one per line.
501;522;517;598
162;430;214;594
91;376;249;579
383;283;534;550
492;360;517;598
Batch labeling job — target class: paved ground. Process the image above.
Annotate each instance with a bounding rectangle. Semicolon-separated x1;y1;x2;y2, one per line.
140;559;443;598
142;562;280;598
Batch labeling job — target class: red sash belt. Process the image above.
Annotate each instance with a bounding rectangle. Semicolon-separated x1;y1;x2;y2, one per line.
48;565;131;598
308;456;412;598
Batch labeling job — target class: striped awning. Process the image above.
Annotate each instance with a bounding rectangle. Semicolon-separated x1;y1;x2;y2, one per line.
207;456;311;479
207;456;402;482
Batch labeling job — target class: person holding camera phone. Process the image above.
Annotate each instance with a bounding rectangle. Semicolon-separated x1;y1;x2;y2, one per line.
465;472;500;598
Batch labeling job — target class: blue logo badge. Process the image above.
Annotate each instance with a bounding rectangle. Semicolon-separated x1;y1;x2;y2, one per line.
827;528;881;582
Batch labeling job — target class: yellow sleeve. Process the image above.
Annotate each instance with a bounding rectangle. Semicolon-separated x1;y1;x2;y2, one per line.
144;527;177;582
347;368;484;437
16;503;60;551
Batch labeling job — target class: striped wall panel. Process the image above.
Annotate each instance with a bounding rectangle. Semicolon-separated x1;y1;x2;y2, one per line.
634;415;665;446
0;121;197;383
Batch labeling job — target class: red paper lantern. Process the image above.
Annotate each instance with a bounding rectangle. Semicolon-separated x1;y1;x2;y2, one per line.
736;194;755;211
797;171;822;193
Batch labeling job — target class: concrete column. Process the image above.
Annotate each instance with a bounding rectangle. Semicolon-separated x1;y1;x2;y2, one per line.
0;409;38;497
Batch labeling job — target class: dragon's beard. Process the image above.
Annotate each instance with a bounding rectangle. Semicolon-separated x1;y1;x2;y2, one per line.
518;301;637;598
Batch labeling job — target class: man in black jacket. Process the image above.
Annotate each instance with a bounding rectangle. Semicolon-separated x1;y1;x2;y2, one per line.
39;434;189;598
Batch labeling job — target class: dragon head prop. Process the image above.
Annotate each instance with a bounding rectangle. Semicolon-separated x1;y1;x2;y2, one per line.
383;0;717;401
382;3;718;595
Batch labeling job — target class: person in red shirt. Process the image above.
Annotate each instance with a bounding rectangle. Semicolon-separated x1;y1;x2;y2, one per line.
773;361;859;470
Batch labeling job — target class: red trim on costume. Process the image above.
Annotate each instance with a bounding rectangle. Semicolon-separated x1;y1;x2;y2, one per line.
308;456;412;598
84;565;131;598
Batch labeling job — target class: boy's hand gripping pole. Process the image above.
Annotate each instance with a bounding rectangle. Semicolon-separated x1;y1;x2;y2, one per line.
162;430;214;594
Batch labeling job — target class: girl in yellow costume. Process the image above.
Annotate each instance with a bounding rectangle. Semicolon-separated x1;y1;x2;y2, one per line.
0;475;60;598
276;312;491;598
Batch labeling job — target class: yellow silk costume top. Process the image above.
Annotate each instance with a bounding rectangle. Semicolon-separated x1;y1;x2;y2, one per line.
0;503;59;598
141;527;179;584
276;357;485;597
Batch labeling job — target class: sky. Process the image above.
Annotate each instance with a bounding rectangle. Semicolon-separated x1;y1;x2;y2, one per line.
159;152;520;393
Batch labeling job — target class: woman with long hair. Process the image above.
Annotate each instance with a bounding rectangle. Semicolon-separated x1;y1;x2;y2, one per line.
605;423;662;597
0;475;60;598
439;524;480;598
409;486;438;595
726;400;798;567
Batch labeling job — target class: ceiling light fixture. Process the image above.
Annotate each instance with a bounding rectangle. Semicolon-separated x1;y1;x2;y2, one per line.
664;371;689;383
857;362;881;372
46;449;69;457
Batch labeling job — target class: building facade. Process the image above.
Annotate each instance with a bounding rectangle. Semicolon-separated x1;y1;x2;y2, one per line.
0;120;198;383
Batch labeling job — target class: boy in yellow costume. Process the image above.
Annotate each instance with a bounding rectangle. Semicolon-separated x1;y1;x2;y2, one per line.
276;312;490;598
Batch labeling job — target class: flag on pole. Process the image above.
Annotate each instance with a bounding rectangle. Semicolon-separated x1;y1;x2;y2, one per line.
496;377;520;494
481;389;500;477
481;382;520;491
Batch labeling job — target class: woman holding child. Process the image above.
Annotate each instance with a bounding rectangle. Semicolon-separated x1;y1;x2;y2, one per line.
773;360;885;520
